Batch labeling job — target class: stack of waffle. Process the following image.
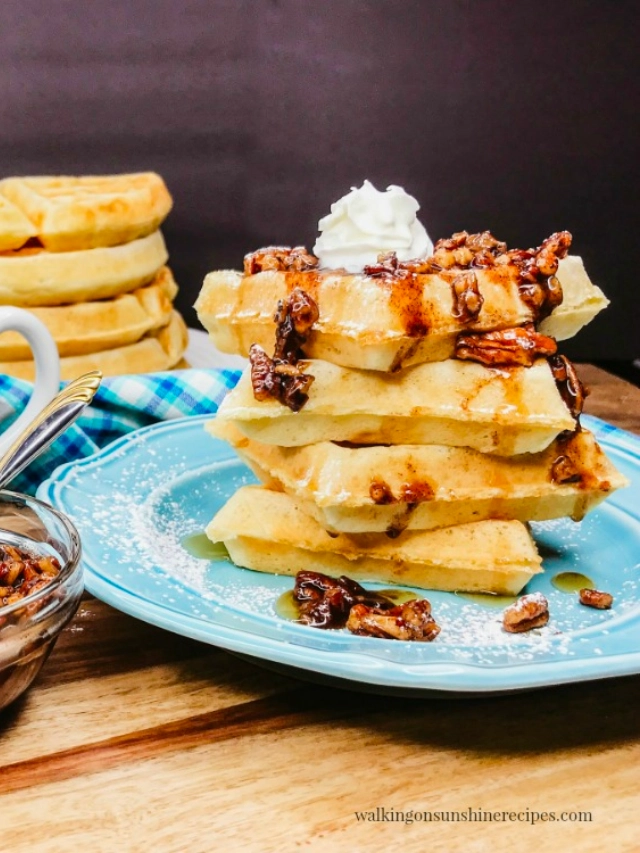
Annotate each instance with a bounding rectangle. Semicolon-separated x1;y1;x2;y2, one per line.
0;173;188;379
196;233;627;597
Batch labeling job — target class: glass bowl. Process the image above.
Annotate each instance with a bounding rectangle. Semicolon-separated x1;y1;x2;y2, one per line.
0;490;83;711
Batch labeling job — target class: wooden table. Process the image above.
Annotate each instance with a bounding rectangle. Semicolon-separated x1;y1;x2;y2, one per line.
1;365;638;852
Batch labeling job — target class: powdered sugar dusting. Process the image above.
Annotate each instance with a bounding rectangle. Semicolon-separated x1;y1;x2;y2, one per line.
53;415;640;678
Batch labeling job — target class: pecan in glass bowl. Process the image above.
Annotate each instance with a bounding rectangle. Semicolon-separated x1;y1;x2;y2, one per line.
0;490;82;711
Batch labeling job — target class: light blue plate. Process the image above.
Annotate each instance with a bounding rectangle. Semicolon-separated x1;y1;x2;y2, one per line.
37;414;640;694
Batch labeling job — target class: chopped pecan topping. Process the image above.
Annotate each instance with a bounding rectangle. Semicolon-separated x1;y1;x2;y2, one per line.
505;232;570;319
427;229;568;321
363;251;403;277
502;592;549;633
347;599;440;641
273;287;319;361
364;251;441;277
516;274;564;320
455;324;558;367
434;231;469;251
293;571;396;629
465;231;508;254
244;246;319;275
550;454;582;484
0;544;60;608
431;230;507;270
548;354;588;419
535;231;572;276
579;588;613;610
248;344;279;402
249;344;314;412
451;271;484;323
470;249;497;268
249;287;319;411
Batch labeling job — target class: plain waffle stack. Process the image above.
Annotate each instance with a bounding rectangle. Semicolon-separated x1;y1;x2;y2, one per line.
0;173;188;378
197;231;626;597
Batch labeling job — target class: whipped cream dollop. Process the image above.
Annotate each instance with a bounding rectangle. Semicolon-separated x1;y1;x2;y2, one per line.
313;180;433;272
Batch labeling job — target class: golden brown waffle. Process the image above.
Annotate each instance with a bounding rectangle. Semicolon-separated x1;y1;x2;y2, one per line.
0;230;168;306
215;358;575;455
197;256;608;372
206;486;543;595
210;421;627;533
0;194;37;251
0;267;177;359
0;310;188;380
0;172;172;252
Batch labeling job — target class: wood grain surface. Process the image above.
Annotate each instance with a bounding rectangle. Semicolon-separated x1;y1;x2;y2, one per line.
0;365;638;852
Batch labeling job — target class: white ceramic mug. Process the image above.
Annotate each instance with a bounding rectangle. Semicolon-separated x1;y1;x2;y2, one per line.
0;307;60;456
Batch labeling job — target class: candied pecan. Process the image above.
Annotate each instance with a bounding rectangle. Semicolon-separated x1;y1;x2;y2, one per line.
347;599;440;641
249;344;279;402
273;288;319;361
470;249;497;268
503;232;570;320
250;287;318;411
364;251;402;277
548;354;587;419
288;288;319;335
293;571;395;629
518;277;563;320
579;588;613;610
244;245;318;275
502;592;549;633
536;231;572;275
249;344;314;412
465;231;507;254
544;274;563;309
550;454;582;484
431;231;507;271
364;251;443;278
278;368;314;411
455;324;558;367
0;546;60;608
451;270;484;323
434;232;469;251
431;246;460;269
400;257;443;274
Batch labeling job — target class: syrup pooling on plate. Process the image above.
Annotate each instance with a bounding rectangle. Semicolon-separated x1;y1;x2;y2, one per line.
551;571;595;593
181;533;229;561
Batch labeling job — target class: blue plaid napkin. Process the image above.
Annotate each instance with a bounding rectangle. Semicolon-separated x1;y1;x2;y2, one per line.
0;368;241;495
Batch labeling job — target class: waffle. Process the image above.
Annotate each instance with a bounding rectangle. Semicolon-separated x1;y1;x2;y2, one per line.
0;310;188;380
0;267;177;360
0;194;37;251
215;358;575;455
196;255;608;372
0;230;168;306
210;421;628;533
539;256;609;340
0;172;172;252
206;486;543;595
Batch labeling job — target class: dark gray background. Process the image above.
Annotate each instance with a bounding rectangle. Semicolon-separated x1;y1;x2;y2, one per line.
1;0;638;361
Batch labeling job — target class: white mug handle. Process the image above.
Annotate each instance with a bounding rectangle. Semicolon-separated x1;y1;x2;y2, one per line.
0;307;60;456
